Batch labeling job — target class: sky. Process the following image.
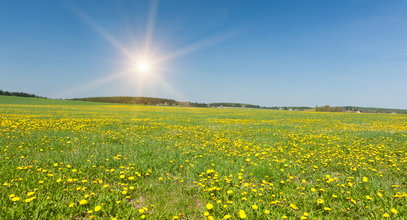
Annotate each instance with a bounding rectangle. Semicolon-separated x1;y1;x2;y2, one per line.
0;0;406;109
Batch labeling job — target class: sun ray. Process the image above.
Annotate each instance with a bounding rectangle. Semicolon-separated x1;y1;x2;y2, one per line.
64;1;239;101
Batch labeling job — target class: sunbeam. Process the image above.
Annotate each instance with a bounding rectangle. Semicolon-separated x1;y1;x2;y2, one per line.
65;0;237;100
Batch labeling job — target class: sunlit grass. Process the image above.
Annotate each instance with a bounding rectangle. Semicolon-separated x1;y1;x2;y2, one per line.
0;97;406;219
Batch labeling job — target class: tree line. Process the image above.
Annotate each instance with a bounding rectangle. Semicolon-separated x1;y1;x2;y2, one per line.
0;90;46;98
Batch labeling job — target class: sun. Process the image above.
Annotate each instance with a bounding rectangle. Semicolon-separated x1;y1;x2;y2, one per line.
137;59;151;73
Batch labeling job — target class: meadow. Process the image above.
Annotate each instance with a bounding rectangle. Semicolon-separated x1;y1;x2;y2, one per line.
0;95;405;219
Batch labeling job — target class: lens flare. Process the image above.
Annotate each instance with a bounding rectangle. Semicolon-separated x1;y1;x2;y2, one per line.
137;59;151;73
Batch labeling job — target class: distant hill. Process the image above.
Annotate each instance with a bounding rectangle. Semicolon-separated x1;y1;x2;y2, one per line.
70;96;179;106
1;90;405;114
315;105;407;114
209;102;260;108
69;97;259;108
0;90;46;99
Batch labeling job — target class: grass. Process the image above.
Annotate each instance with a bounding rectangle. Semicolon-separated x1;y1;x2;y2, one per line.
0;95;406;219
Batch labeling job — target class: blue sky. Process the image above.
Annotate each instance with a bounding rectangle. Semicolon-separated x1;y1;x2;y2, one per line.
1;0;406;109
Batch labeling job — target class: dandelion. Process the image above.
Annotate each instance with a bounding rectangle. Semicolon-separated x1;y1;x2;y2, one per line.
238;210;247;219
224;214;231;219
11;197;21;202
383;213;390;218
79;199;88;205
362;177;368;182
290;203;299;210
317;199;324;204
324;207;331;211
94;206;102;212
251;204;258;210
264;209;270;214
206;203;214;210
390;208;398;215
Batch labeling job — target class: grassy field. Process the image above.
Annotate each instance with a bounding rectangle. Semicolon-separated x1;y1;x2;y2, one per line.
0;95;406;219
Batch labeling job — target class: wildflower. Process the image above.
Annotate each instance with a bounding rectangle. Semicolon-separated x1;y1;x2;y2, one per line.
252;204;258;210
224;214;231;219
365;195;373;200
383;213;390;218
94;206;102;212
290;203;299;210
206;203;214;210
11;197;21;202
79;199;88;205
316;199;324;204
362;177;368;182
69;203;75;207
390;208;398;215
238;210;247;219
264;209;270;214
324;207;331;211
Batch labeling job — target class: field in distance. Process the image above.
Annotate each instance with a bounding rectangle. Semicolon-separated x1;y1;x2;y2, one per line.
0;95;406;219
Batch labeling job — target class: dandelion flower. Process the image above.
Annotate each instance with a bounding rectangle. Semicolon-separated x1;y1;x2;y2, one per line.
79;199;88;205
94;206;102;212
206;203;214;210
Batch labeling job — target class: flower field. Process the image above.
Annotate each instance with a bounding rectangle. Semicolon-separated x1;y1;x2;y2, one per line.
0;96;406;219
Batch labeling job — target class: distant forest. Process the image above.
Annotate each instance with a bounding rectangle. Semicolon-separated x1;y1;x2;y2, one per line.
1;90;405;114
315;105;407;114
0;90;46;98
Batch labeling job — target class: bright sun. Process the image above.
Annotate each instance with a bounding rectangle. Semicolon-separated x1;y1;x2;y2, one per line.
137;60;151;73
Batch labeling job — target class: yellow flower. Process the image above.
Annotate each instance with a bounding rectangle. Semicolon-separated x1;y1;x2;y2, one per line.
139;208;145;214
251;204;258;210
11;197;21;202
238;210;247;219
94;206;102;212
362;177;368;182
324;207;331;211
317;199;324;204
264;209;270;214
68;203;75;207
377;192;383;197
206;203;214;210
204;211;210;216
365;195;373;200
290;203;299;210
390;208;398;215
121;190;128;195
27;192;35;196
383;213;390;218
224;214;231;219
208;216;214;220
79;199;88;205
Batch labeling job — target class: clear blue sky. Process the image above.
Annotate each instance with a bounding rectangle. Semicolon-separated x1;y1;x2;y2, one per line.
1;0;406;109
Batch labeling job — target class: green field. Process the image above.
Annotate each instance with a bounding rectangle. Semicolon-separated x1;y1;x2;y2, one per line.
0;95;406;219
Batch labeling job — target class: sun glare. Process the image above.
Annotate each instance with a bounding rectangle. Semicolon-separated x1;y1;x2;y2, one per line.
137;60;151;73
